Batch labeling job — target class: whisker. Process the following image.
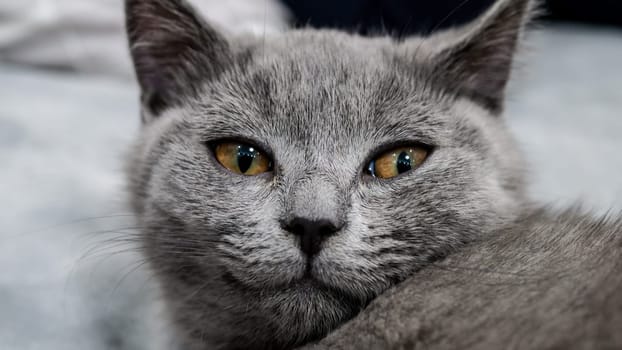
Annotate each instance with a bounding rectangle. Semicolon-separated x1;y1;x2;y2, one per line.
2;213;136;239
108;259;154;301
430;0;475;34
412;0;475;59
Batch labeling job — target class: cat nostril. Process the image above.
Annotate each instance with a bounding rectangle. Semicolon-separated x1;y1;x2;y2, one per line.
281;217;341;257
282;218;340;237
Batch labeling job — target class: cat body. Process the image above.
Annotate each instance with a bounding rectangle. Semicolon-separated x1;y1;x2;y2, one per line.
123;0;621;348
306;207;622;349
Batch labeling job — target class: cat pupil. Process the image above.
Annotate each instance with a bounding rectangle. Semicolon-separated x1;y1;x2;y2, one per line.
367;160;376;177
237;146;256;173
396;152;412;174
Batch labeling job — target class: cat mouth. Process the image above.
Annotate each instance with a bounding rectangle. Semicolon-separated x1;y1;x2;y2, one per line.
220;256;368;302
288;274;363;304
291;263;365;301
298;266;322;286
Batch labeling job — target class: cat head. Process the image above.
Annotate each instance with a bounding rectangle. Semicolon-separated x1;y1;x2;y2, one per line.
125;0;533;347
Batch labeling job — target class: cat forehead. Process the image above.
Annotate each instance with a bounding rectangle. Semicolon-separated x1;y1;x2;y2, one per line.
193;31;449;133
192;53;449;150
259;30;396;65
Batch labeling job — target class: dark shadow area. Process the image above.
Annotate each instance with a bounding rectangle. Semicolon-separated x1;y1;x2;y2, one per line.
546;0;622;28
280;0;622;36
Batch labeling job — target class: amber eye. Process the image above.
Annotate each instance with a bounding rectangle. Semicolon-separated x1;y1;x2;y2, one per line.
214;142;273;176
366;146;428;179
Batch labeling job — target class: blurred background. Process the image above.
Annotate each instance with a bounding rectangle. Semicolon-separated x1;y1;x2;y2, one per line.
1;1;620;349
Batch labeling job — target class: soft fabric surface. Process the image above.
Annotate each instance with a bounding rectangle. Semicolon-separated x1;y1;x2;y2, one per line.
0;0;290;77
1;25;621;349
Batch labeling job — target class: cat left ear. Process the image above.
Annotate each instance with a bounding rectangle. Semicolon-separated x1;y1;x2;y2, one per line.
125;0;232;121
412;0;537;114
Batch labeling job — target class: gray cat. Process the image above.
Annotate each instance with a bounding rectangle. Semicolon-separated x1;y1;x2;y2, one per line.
124;0;622;349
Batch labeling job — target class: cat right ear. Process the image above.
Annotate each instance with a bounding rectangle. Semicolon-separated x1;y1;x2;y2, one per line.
407;0;537;115
125;0;232;122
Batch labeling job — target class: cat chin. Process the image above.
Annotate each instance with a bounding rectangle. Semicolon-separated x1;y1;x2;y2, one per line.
285;275;363;300
230;264;366;302
228;259;383;305
260;279;366;345
223;262;371;313
167;269;363;349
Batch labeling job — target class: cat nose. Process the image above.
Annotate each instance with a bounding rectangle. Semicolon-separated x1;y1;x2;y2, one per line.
281;217;341;258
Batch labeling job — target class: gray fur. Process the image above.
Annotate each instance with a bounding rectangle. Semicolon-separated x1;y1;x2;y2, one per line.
123;0;621;349
305;207;622;349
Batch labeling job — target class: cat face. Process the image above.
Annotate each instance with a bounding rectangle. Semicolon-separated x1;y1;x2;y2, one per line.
125;0;532;348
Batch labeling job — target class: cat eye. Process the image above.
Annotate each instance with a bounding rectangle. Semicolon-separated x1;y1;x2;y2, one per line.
366;146;429;179
214;142;273;176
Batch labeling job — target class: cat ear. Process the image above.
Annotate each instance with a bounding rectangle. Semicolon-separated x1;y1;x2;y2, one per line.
125;0;232;121
413;0;537;114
